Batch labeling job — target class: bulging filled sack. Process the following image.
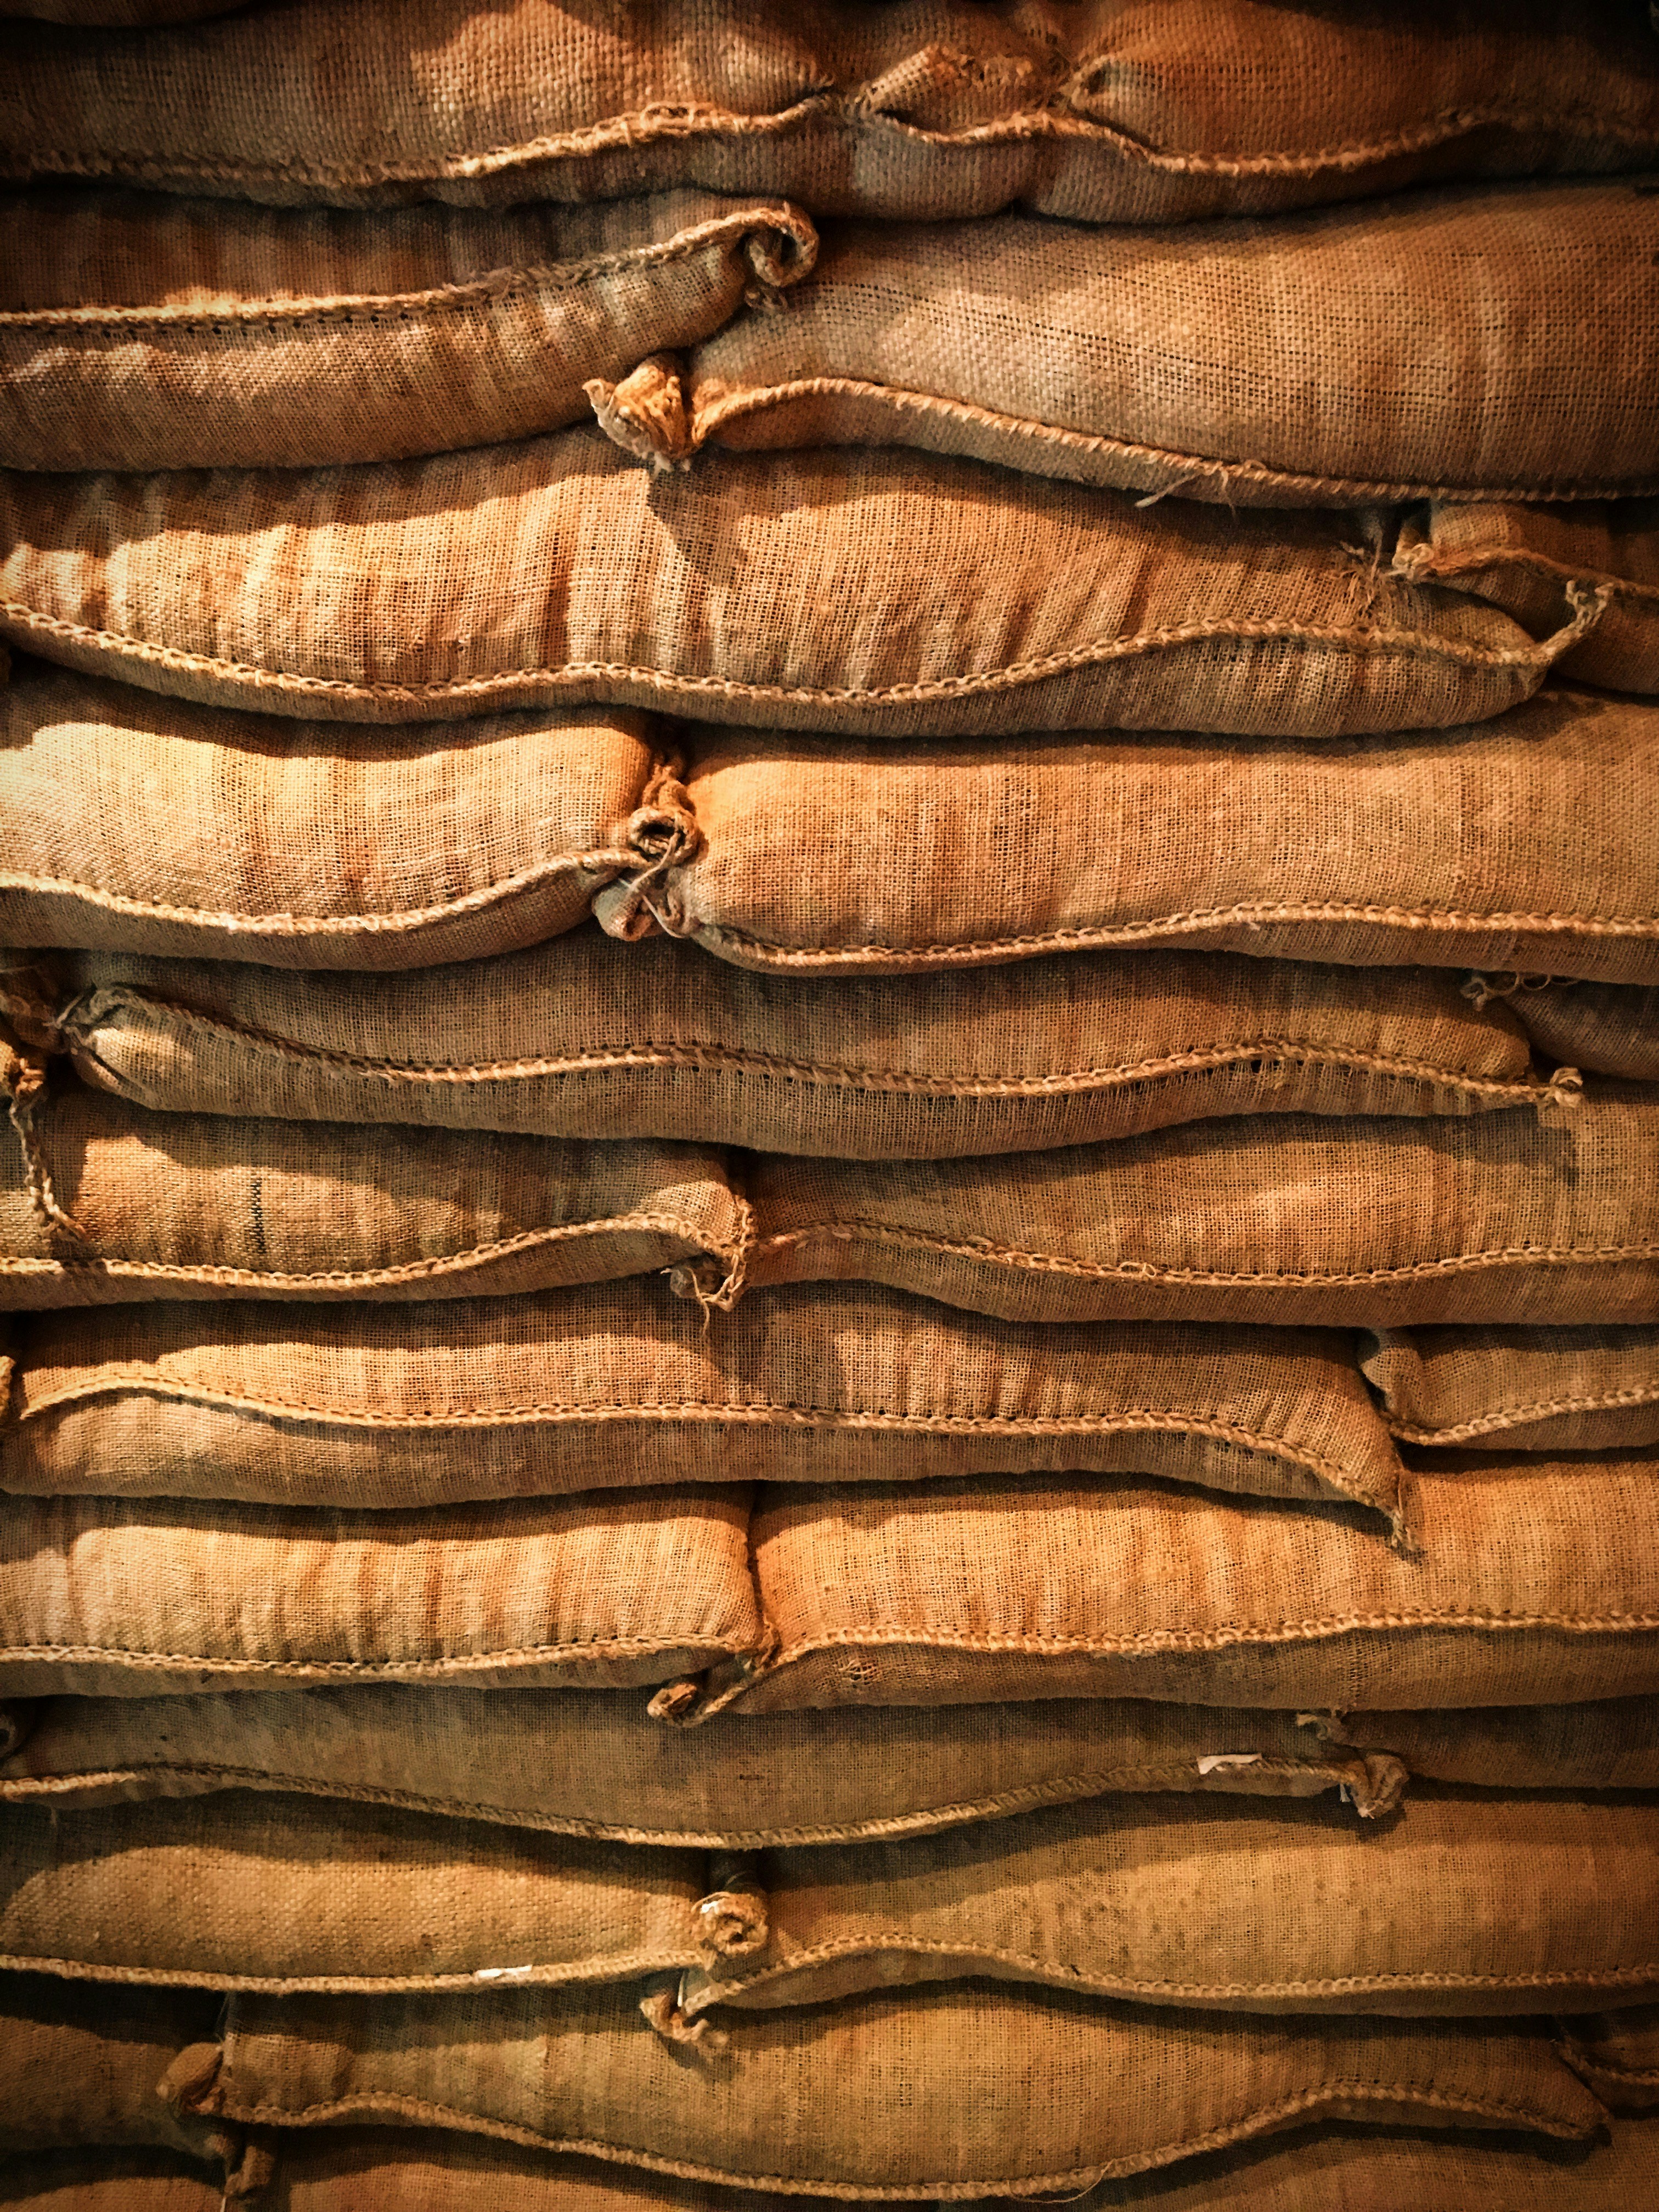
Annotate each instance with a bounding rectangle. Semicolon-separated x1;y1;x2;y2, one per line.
666;1452;1659;1718
172;1982;1607;2194
30;934;1572;1156
1364;1322;1659;1451
1490;978;1659;1080
0;663;658;969
7;0;1659;222
0;1486;760;1698
0;436;1592;737
0;1064;748;1311
1397;498;1659;692
1324;1695;1659;1796
741;1093;1659;1325
3;1784;1656;2017
591;181;1659;506
0;1279;1411;1516
0;1686;1423;1838
0;1978;225;2162
608;691;1659;989
0;189;817;471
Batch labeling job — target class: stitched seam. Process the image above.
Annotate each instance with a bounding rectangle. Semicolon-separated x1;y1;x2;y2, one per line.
696;376;1659;506
0;1637;741;1673
1389;1382;1659;1443
1405;547;1659;605
757;1612;1659;1661
0;1951;699;1996
0;600;1585;706
0;206;813;332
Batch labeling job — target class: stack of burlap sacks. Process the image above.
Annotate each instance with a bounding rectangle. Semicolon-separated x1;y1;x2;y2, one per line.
3;1;1659;2205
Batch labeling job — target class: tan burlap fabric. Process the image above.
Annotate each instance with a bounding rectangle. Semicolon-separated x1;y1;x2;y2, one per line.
0;1689;1424;1839
672;1452;1659;1717
7;0;1658;220
1;1785;1655;2015
8;669;1656;989
30;937;1573;1155
0;190;817;470
589;182;1659;505
0;1487;761;1698
0;439;1594;737
1398;498;1659;691
0;1282;1411;1515
1556;2004;1659;2110
0;1979;224;2160
600;691;1659;988
1363;1323;1659;1452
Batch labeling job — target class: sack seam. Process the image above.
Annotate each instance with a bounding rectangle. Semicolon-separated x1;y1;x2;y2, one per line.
1389;1381;1659;1443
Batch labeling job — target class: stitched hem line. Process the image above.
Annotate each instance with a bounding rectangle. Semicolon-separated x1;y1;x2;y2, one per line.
1389;1382;1659;1443
0;1638;745;1679
0;1950;703;1996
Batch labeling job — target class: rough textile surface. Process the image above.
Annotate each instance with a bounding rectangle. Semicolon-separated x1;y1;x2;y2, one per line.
1327;1696;1659;1795
4;1076;1654;1323
31;936;1571;1156
0;1486;760;1698
1363;1323;1659;1451
2;1784;1656;2015
0;664;657;967
8;2121;1659;2212
611;691;1659;988
1397;499;1659;691
0;1688;1428;1838
0;189;818;470
179;1983;1607;2194
0;1067;750;1311
7;673;1658;989
675;1788;1659;2018
7;0;1659;219
1500;980;1659;1080
740;1094;1659;1325
0;1280;1411;1515
0;437;1591;736
1557;2003;1659;2109
9;0;241;17
674;1452;1659;1716
592;181;1659;505
0;1975;221;2156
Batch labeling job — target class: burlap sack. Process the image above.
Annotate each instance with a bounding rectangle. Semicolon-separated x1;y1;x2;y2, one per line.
33;935;1572;1156
0;1978;226;2159
616;690;1659;989
0;1064;748;1311
670;1452;1659;1718
1396;499;1659;691
1488;978;1659;1080
8;0;241;18
4;1784;1656;2017
0;1487;760;1697
174;1984;1606;2195
742;1092;1659;1325
7;0;1659;221
0;436;1590;738
13;2120;1659;2212
1557;2004;1659;2109
1363;1323;1659;1451
1324;1695;1659;1795
0;189;817;470
591;182;1659;506
0;1280;1411;1516
0;662;657;969
0;1686;1418;1838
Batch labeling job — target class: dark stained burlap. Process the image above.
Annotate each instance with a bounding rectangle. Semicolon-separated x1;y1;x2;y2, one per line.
1324;1697;1659;1795
589;182;1659;505
6;0;1658;221
1493;979;1659;1080
0;1978;222;2159
1363;1323;1659;1451
0;438;1593;737
0;189;817;470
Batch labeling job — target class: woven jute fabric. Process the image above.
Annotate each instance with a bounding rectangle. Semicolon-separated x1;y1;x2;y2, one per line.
590;181;1659;506
1397;498;1659;692
4;1076;1652;1323
611;690;1659;989
31;935;1572;1156
1557;2004;1659;2110
0;189;817;471
7;0;1659;219
8;671;1658;991
13;1687;1657;1830
0;437;1591;738
3;1785;1657;2016
0;1978;224;2159
8;0;242;19
10;2122;1659;2212
0;1280;1411;1516
0;1064;749;1311
740;1093;1659;1326
671;1452;1659;1718
1363;1323;1659;1451
176;1984;1607;2194
0;1688;1424;1840
0;663;658;969
0;1487;760;1698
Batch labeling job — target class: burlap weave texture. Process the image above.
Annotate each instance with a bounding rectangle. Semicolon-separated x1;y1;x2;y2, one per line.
1362;1323;1659;1452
